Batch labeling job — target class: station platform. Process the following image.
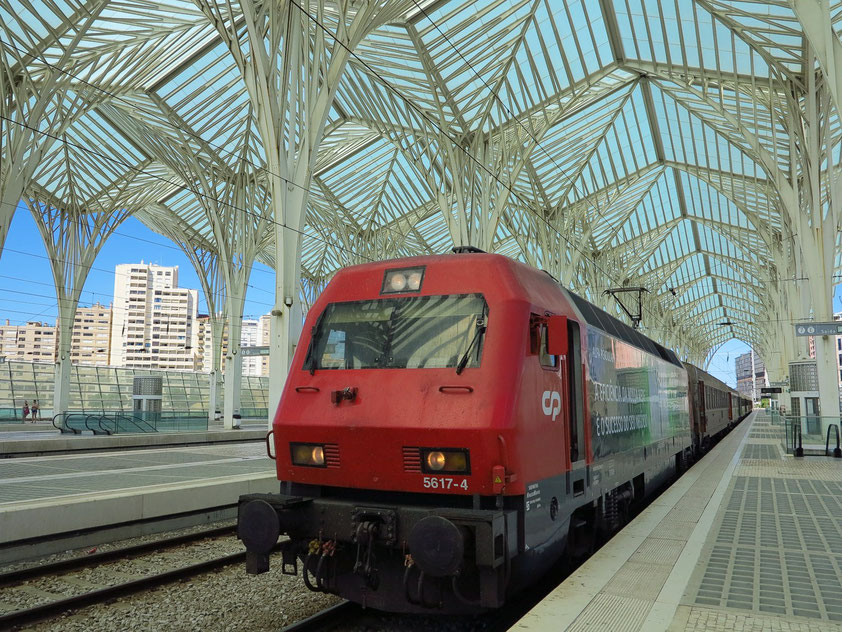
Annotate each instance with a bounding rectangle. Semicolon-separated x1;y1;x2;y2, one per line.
0;439;278;558
0;421;269;457
515;410;842;631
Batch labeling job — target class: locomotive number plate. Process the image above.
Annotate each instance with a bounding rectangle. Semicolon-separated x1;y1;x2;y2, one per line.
423;476;468;491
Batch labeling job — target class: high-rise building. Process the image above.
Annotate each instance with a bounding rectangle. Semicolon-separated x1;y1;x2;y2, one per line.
109;263;199;370
735;350;767;401
70;303;112;366
241;318;262;376
259;313;271;376
0;320;57;362
196;313;271;376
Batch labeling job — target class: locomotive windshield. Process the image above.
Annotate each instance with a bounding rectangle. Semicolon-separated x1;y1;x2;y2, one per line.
304;293;487;370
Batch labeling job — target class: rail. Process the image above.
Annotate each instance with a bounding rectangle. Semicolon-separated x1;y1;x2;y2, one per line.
826;424;842;458
0;548;247;629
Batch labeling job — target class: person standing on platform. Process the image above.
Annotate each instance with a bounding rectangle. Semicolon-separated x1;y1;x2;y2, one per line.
31;400;39;422
22;401;29;422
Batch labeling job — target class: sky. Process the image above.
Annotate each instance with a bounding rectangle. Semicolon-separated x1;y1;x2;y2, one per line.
2;201;840;388
0;203;277;327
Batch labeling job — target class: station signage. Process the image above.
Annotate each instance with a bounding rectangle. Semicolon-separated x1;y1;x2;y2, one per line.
761;387;782;394
240;346;270;357
794;322;842;337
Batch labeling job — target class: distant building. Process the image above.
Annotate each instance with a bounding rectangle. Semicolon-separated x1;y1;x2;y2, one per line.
109;263;199;370
259;313;271;376
70;303;112;366
242;319;261;376
196;313;271;376
735;350;767;401
0;320;57;363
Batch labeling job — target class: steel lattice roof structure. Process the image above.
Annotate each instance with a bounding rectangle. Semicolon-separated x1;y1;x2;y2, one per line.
3;0;842;376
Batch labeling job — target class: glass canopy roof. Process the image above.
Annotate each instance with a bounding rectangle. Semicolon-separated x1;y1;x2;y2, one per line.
3;0;840;361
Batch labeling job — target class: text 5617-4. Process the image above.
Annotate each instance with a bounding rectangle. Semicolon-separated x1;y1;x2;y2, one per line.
423;476;468;491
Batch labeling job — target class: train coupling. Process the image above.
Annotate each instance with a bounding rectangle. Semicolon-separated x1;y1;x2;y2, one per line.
237;494;311;575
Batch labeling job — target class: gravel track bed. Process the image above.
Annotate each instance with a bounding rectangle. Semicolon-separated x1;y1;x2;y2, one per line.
3;521;342;631
17;562;340;631
3;521;235;574
1;534;244;615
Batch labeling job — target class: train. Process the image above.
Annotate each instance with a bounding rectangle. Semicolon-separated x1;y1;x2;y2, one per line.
237;250;751;613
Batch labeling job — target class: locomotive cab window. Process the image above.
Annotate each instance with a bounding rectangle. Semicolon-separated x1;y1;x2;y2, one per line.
304;293;488;370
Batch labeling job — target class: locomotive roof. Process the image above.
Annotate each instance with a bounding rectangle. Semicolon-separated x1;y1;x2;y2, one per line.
564;289;684;370
332;252;685;370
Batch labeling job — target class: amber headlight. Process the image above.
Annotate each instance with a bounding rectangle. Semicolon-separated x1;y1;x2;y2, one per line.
421;449;469;474
291;443;326;467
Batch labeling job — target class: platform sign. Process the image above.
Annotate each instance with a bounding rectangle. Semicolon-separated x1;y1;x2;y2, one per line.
241;346;270;357
794;322;842;337
761;387;782;394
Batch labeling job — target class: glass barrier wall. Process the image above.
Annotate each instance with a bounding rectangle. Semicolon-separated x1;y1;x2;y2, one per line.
0;360;269;424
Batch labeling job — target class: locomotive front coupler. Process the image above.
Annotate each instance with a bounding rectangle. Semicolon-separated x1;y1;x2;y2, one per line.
237;493;312;575
238;491;519;607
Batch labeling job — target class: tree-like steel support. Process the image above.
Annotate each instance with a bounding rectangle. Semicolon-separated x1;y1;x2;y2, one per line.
197;0;410;425
25;197;131;425
0;2;110;252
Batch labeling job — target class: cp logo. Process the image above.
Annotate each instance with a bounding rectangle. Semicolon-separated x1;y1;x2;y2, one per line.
542;390;562;421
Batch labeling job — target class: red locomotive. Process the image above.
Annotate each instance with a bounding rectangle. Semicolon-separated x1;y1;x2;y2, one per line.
237;250;750;612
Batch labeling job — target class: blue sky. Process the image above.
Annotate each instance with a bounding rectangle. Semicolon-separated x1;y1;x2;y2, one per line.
0;203;277;326
2;202;840;388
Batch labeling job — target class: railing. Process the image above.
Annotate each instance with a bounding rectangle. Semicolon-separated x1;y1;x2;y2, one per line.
50;410;209;434
98;413;158;435
0;407;26;423
785;416;842;456
239;407;269;419
826;424;841;458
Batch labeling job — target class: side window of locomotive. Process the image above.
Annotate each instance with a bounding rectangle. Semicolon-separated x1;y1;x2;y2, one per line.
539;326;558;369
567;319;585;463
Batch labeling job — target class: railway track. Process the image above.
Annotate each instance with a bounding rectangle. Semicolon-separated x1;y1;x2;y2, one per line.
0;525;246;629
278;601;362;632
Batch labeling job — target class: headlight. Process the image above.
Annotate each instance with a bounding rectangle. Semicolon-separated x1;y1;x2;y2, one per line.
421;449;469;474
291;443;326;467
382;266;425;294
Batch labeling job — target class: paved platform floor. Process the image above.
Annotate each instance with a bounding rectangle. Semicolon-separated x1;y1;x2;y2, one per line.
0;422;269;456
515;411;842;632
0;442;277;545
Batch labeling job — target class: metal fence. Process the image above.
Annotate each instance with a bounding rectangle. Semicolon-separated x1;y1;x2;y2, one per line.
784;415;842;457
0;360;269;423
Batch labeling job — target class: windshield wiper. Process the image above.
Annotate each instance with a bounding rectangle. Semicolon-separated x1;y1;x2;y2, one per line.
303;349;316;376
456;318;486;375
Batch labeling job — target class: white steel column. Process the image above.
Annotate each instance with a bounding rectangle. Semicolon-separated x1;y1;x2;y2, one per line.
792;44;841;418
194;0;409;426
26;198;131;425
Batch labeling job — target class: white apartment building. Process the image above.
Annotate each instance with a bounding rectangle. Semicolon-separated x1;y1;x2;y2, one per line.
0;320;57;362
109;263;199;370
196;313;271;376
241;319;260;376
70;303;112;366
